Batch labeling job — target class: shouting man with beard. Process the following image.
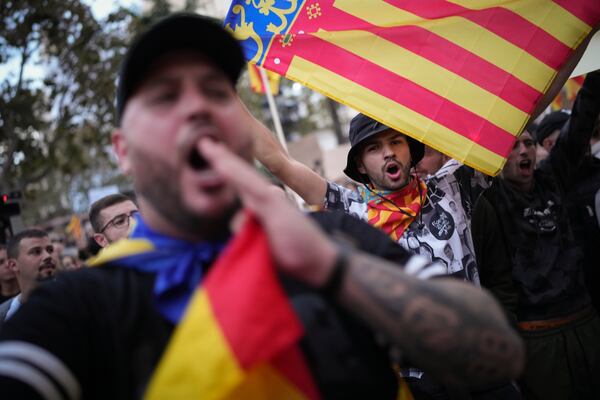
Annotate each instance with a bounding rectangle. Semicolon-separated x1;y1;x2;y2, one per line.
0;230;57;328
250;93;505;398
0;14;523;399
252;113;487;285
483;70;600;399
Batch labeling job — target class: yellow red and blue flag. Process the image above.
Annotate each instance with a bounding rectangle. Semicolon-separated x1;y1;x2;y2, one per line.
225;0;600;175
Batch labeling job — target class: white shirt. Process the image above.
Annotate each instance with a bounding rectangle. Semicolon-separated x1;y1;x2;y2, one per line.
5;294;22;320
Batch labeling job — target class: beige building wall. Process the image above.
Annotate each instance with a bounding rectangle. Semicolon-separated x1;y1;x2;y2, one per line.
287;133;354;184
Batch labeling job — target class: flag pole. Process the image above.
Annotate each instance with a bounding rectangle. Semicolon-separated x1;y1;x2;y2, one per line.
258;67;289;153
257;67;304;208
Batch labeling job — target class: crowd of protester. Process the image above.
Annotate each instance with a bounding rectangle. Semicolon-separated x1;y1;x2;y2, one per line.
0;12;598;400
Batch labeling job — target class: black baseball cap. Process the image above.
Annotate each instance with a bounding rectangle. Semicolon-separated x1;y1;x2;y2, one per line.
343;114;424;182
115;13;245;124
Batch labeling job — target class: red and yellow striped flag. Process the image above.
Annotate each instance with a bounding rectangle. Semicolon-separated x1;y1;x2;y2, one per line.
145;216;320;399
248;63;281;95
225;0;600;175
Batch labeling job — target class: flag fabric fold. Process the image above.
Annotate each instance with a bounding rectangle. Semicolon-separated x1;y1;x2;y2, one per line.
89;215;319;399
225;0;600;175
144;216;319;399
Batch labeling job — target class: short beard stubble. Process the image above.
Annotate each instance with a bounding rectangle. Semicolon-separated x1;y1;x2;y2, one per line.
130;147;239;241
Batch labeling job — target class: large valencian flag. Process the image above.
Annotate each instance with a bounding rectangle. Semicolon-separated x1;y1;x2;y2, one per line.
145;216;320;399
224;0;600;175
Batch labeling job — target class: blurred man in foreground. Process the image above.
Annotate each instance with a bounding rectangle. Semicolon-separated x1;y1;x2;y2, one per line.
0;14;522;399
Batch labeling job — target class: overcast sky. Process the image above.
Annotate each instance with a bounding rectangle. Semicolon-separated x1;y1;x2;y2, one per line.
84;0;142;19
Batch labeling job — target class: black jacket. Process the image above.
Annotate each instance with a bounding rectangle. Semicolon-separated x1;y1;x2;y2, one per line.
0;211;420;399
484;71;600;320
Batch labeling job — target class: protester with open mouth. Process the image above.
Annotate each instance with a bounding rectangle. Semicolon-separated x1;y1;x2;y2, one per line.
0;14;524;399
483;70;600;400
251;107;516;397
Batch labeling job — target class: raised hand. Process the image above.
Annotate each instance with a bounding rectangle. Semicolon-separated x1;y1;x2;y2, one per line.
198;138;336;287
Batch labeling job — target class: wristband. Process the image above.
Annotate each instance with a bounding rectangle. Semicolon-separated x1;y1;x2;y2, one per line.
318;249;348;298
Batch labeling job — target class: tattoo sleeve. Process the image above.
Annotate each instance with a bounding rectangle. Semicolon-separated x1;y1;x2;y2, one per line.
338;252;524;387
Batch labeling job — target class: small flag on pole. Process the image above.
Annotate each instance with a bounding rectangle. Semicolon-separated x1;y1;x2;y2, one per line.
65;215;82;242
225;0;600;175
550;75;586;110
248;63;281;95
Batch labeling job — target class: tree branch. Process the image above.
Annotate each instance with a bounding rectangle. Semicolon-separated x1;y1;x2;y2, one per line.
14;44;30;98
0;42;33;188
21;163;52;187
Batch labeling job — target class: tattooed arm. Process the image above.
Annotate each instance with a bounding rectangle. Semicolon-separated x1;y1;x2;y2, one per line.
338;251;524;386
200;138;524;386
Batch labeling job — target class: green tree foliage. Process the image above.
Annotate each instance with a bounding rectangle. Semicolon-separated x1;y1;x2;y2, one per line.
0;0;343;225
0;0;135;222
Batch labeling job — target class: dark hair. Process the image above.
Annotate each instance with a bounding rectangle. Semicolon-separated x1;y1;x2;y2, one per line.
7;229;48;259
89;194;136;233
526;121;538;135
535;110;569;145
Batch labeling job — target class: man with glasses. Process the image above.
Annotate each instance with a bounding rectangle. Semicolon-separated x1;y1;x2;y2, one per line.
89;194;138;247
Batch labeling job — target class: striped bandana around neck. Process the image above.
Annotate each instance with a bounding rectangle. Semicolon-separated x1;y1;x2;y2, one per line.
365;176;427;241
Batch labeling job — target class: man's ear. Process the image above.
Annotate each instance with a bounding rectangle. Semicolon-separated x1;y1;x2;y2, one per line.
112;129;131;175
356;156;367;175
542;136;554;152
7;259;18;274
93;233;109;248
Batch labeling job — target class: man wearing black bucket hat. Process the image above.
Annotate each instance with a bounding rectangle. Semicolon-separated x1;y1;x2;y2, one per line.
250;110;521;398
0;13;523;399
252;111;487;286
